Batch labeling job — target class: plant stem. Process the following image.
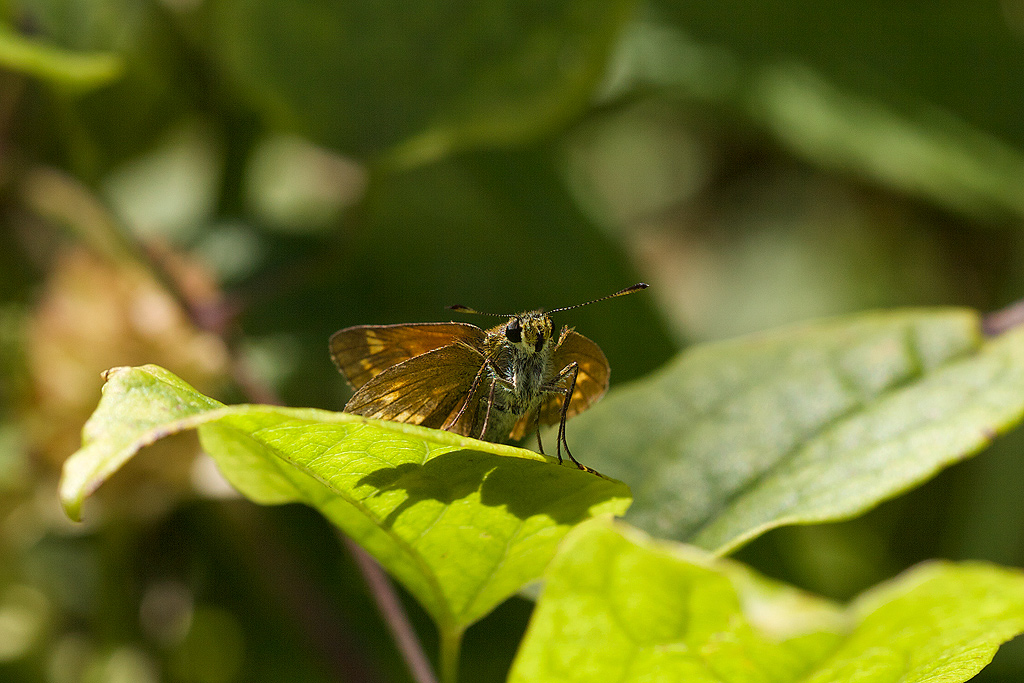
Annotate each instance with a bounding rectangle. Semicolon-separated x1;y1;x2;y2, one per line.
439;625;464;683
346;536;438;683
984;296;1024;336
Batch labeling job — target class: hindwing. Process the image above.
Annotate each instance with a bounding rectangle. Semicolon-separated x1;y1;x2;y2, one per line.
343;342;485;430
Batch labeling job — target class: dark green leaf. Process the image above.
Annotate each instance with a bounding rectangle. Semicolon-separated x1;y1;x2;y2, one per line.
570;309;1024;553
206;0;637;165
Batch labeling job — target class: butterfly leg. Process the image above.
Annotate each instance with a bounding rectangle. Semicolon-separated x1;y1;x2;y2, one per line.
446;362;490;432
479;378;498;440
534;408;545;454
446;358;512;438
548;362;581;468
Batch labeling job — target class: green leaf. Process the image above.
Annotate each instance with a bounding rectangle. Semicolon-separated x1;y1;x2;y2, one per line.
509;521;1024;683
0;25;122;90
205;0;636;166
60;365;631;632
569;308;1024;553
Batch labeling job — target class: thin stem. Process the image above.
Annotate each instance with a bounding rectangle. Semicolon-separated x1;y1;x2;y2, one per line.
984;297;1024;336
221;505;383;683
346;537;438;683
438;625;464;683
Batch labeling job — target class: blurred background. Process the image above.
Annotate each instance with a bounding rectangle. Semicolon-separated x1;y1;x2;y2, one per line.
2;0;1024;681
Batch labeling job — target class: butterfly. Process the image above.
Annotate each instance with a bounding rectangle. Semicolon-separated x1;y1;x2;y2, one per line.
330;283;647;470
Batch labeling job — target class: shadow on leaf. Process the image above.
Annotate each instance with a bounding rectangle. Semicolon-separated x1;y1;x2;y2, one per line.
357;450;624;528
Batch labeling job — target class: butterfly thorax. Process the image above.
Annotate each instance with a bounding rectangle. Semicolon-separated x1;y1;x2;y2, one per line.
476;311;555;441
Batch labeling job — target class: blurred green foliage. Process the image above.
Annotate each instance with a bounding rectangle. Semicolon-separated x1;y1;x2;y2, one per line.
3;0;1024;681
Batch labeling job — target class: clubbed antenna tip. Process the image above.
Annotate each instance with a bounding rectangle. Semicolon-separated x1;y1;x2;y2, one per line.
548;282;649;314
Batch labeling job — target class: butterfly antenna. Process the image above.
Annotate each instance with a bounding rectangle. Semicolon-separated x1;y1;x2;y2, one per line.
448;283;648;316
446;304;512;317
548;282;649;314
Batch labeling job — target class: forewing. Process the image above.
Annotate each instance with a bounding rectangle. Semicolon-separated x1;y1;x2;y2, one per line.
537;329;610;426
330;322;485;390
343;342;484;429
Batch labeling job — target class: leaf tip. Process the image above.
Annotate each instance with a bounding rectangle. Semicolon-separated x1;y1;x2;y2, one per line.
62;502;84;523
100;366;130;383
58;479;85;522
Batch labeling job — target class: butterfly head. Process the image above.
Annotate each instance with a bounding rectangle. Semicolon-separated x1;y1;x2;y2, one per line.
504;311;553;355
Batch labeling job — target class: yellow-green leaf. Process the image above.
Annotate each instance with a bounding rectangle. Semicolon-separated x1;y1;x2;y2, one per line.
510;521;1024;682
59;365;630;632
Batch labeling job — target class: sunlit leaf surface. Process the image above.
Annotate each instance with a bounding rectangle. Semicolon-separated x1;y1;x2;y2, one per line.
510;521;1024;683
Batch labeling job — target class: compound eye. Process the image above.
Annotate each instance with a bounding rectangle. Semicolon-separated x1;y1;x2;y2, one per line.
505;318;522;343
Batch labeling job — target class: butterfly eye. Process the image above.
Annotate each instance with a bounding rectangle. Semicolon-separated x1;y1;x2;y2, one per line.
505;318;522;343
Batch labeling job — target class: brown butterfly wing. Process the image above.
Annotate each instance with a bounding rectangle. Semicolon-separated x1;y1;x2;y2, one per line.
330;322;485;390
508;328;610;440
344;342;485;430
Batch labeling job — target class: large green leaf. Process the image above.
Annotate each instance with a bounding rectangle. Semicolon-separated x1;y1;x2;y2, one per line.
569;308;1024;553
205;0;636;165
59;365;630;632
509;521;1024;683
